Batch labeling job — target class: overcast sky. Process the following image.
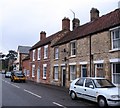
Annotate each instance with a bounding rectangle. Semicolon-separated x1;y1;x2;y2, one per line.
0;0;120;54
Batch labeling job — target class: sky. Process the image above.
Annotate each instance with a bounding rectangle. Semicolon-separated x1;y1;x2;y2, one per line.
0;0;120;54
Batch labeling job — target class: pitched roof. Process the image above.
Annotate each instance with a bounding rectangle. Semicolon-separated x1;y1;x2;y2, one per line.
52;8;120;46
18;46;31;54
30;29;69;50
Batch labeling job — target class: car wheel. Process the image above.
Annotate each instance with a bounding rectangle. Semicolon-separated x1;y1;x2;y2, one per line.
70;91;77;100
98;97;108;107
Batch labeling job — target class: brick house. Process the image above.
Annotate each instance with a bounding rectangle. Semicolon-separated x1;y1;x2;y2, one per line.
14;46;31;71
22;55;30;79
29;18;70;84
51;8;120;87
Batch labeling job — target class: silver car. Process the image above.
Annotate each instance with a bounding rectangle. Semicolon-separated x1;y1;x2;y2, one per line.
69;77;120;107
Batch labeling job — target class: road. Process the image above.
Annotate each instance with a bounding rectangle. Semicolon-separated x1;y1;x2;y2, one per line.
1;74;98;108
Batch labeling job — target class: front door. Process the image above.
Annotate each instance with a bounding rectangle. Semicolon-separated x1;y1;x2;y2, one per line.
61;67;66;87
81;65;87;77
37;68;40;82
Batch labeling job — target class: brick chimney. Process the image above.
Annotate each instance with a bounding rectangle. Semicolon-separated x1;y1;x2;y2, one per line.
90;8;99;21
40;31;46;41
62;17;70;30
72;18;80;30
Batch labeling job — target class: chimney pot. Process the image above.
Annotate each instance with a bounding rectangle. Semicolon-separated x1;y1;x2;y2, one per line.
62;17;70;30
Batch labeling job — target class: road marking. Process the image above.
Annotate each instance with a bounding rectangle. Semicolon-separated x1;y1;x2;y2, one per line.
53;102;67;108
24;89;42;98
11;84;20;88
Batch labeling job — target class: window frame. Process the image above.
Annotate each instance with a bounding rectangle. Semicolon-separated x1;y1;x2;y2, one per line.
37;48;41;60
32;50;35;61
70;41;76;57
54;66;59;80
43;64;47;79
32;65;35;77
54;47;59;59
70;65;76;81
110;26;120;51
44;45;48;59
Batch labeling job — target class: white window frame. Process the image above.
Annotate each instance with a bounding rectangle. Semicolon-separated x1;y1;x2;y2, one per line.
54;47;59;59
32;65;35;77
110;26;120;51
44;45;48;59
70;41;76;57
43;64;47;79
37;48;41;60
70;65;76;81
32;50;35;61
111;62;120;85
54;66;59;80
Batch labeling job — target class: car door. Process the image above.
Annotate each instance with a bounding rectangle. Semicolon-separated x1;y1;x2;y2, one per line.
83;78;97;102
74;78;85;98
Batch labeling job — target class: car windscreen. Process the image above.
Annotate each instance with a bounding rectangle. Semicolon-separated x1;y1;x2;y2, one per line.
14;72;24;77
93;79;116;88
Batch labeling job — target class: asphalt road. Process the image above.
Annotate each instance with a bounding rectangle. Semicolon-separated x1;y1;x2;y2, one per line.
1;74;98;108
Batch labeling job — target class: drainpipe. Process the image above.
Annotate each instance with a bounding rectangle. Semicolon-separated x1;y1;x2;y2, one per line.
89;35;92;77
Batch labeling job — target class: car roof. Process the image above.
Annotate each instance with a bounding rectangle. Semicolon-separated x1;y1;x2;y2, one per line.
79;77;106;80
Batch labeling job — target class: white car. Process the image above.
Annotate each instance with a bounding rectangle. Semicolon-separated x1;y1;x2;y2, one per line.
69;77;120;107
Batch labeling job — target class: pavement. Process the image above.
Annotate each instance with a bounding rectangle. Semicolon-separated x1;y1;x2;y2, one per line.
26;80;69;92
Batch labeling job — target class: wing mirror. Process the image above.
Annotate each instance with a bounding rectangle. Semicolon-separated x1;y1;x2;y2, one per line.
89;85;94;89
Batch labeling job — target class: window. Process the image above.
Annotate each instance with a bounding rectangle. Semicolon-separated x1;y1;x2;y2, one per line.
95;63;104;77
85;79;93;88
111;27;120;50
54;66;58;80
44;45;48;59
43;64;47;79
70;65;76;81
32;65;35;77
37;48;41;60
75;78;85;86
112;63;120;84
70;41;76;56
32;50;35;61
54;47;59;59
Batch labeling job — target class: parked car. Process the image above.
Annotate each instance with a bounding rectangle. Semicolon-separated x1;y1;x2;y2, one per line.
5;71;11;78
11;71;26;82
69;77;120;107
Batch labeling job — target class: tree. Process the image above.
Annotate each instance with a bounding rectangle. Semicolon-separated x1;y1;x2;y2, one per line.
5;50;17;71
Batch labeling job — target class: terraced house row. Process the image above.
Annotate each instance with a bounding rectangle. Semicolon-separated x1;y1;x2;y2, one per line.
22;7;120;88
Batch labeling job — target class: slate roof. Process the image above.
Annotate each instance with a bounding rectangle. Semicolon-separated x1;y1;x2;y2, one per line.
30;29;69;50
52;8;120;46
18;46;31;54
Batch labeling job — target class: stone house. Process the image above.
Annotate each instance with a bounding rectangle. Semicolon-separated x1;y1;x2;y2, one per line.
51;8;120;88
29;18;70;84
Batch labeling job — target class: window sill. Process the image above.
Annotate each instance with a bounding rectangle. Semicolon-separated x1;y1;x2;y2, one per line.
69;55;76;58
54;79;58;82
109;48;120;53
43;77;46;80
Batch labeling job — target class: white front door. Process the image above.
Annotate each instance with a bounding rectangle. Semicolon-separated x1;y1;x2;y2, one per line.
37;68;40;82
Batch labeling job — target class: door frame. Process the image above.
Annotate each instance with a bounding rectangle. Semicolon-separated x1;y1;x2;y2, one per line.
61;66;66;87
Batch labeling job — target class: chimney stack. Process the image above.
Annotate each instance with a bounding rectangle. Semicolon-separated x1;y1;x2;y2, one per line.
62;17;70;30
72;18;80;30
90;8;99;21
40;31;46;41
